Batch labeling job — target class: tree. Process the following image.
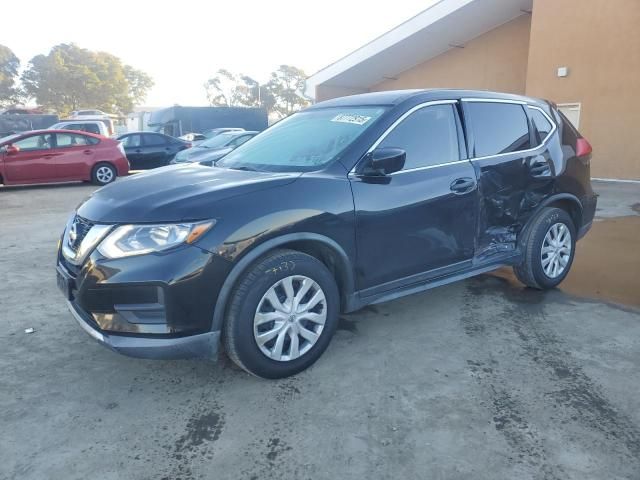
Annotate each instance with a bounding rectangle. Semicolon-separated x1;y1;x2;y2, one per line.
124;65;154;106
21;43;153;116
265;65;310;118
203;65;308;118
0;45;21;107
204;69;237;107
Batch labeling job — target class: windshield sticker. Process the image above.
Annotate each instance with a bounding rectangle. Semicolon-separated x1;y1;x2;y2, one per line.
331;113;372;126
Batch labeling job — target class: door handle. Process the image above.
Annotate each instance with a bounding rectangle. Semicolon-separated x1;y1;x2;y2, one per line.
83;150;93;155
43;153;55;158
450;177;476;194
134;149;142;153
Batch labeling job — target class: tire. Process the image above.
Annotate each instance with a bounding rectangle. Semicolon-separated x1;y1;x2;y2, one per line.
223;249;340;379
91;163;117;186
514;207;576;289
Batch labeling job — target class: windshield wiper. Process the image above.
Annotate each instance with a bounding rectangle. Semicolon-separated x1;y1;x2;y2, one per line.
229;166;258;172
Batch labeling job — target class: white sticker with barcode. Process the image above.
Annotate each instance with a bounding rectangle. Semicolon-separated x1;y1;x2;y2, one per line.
331;113;372;125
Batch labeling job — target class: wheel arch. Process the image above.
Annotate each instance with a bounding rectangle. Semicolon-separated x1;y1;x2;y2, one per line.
518;193;583;247
211;233;355;333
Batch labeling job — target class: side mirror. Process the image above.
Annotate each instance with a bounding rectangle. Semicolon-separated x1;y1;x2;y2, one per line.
6;145;20;155
357;147;406;176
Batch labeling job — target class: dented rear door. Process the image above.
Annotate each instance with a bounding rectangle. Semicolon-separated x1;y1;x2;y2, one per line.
462;99;553;260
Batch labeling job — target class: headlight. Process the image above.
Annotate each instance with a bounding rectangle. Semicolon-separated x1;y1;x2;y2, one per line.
97;221;214;259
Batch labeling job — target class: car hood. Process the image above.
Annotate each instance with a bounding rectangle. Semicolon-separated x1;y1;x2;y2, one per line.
77;164;301;223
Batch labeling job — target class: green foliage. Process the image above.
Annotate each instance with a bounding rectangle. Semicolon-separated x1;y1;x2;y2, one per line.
204;65;309;118
21;44;153;117
264;65;310;118
204;69;237;107
0;45;21;107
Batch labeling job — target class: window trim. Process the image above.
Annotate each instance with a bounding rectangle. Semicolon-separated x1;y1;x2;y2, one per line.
349;98;557;176
461;99;557;161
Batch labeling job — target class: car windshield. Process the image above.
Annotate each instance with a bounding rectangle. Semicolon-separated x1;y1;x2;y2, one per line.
198;133;237;149
216;106;387;172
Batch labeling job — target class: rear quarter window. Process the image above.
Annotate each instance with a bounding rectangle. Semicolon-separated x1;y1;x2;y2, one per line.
466;102;531;157
528;107;554;145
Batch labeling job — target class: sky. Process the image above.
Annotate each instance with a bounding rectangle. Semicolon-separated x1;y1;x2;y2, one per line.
1;0;437;107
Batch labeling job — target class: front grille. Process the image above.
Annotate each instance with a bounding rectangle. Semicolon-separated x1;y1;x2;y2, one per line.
68;216;94;253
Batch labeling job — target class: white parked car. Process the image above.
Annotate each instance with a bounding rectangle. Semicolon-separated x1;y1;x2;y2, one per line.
48;120;110;136
70;109;109;119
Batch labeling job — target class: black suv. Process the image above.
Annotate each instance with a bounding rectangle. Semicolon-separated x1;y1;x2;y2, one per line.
56;90;596;378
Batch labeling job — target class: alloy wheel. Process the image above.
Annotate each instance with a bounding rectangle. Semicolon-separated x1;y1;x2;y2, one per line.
96;166;114;184
541;222;572;278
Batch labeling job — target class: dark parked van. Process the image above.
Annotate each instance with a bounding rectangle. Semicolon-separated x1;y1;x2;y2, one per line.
56;89;596;378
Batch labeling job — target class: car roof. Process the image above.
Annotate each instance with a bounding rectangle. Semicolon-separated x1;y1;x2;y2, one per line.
17;129;104;137
309;89;548;109
0;129;107;144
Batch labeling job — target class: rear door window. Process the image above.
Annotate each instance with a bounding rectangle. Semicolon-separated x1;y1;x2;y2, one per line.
143;134;168;146
55;133;94;147
466;102;531;157
378;104;460;170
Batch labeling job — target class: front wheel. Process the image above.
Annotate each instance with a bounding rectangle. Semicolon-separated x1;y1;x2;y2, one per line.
91;163;117;186
223;249;339;379
514;207;576;289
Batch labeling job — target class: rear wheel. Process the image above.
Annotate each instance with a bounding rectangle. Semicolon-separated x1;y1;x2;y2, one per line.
514;207;576;289
92;163;116;186
223;249;339;379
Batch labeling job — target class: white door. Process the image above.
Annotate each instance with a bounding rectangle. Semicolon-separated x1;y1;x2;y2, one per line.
558;103;581;129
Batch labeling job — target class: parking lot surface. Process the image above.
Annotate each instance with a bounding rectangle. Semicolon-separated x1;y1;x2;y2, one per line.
1;180;639;480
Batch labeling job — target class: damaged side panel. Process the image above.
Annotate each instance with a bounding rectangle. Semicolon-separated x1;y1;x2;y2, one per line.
461;100;558;261
472;155;555;260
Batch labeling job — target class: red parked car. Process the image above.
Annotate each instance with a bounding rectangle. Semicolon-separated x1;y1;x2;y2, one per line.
0;129;129;186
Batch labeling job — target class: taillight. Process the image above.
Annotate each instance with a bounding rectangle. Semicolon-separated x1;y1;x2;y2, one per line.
576;138;592;157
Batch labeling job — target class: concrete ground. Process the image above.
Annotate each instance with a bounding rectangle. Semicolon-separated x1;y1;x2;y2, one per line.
0;180;639;480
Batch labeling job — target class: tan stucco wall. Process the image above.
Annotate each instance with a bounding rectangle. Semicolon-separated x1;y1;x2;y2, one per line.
371;14;531;94
525;0;640;179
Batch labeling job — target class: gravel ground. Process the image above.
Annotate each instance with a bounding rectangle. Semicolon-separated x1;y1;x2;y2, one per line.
0;180;638;480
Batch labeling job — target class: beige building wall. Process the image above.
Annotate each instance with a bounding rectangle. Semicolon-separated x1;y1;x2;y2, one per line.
525;0;640;179
371;14;531;94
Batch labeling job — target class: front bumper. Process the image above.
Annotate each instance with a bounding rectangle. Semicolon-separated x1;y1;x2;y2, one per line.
67;300;220;359
57;235;233;360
